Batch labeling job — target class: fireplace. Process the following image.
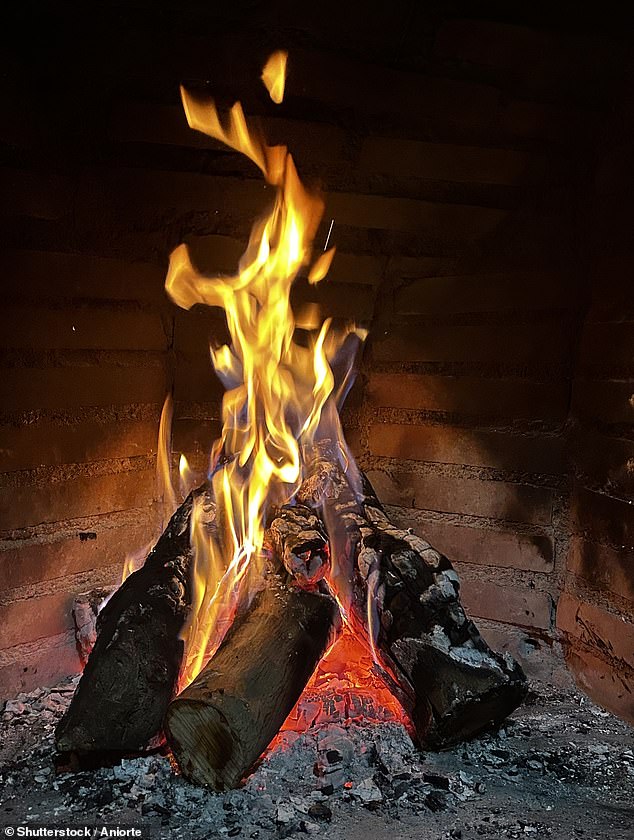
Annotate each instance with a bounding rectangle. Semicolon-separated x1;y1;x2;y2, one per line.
1;0;633;834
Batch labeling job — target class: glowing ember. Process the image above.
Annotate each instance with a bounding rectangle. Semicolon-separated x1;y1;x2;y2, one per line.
279;627;410;735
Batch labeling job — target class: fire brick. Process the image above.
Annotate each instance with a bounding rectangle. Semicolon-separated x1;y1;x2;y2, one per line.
557;593;634;671
366;469;553;526
0;362;168;412
0;519;156;591
567;537;634;605
0;467;157;531
0;417;159;472
409;520;554;574
460;579;553;630
368;423;564;475
367;373;567;422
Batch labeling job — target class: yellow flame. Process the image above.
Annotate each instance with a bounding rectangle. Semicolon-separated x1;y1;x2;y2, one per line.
178;453;195;498
120;396;176;585
308;247;336;284
166;54;366;688
180;91;270;176
157;394;177;520
261;50;288;104
121;539;154;584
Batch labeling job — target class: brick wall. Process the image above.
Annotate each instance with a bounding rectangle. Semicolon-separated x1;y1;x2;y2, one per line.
0;5;628;699
559;79;634;724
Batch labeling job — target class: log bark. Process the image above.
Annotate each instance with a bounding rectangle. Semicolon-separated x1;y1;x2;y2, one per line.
267;503;329;587
164;568;338;789
299;442;528;748
55;485;215;754
359;473;528;748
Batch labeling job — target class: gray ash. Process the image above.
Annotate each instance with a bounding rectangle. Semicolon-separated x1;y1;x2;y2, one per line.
1;679;634;840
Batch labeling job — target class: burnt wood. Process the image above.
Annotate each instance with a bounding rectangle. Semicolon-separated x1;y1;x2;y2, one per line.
359;473;528;747
164;567;338;789
267;503;330;587
55;485;215;754
299;441;528;748
56;440;526;768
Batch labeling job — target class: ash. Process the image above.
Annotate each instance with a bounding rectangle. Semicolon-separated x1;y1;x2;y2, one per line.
1;680;633;840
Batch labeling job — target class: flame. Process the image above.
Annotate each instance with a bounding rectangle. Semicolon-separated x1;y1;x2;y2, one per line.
157;394;177;520
119;396;179;586
178;453;196;498
121;539;154;584
261;50;288;104
308;247;336;284
164;52;367;689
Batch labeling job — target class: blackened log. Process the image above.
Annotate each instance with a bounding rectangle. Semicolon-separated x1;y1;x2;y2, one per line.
55;485;215;754
299;442;527;748
164;567;338;789
359;474;528;748
267;503;329;587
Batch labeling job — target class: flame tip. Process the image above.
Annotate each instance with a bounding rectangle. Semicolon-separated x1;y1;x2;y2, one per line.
262;50;288;104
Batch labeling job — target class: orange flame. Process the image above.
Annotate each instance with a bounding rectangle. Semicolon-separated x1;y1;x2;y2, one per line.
122;395;179;585
165;53;366;688
178;453;195;498
121;538;153;584
261;50;288;104
157;394;177;520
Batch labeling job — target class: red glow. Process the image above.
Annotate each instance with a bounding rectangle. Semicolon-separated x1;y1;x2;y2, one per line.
278;626;410;736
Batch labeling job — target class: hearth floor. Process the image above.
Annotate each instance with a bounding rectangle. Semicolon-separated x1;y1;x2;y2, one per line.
1;677;632;840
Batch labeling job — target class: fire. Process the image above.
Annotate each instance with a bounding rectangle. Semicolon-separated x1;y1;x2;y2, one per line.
278;627;410;736
178;453;194;498
261;50;288;104
121;395;178;584
126;49;404;740
162;51;367;689
117;50;410;738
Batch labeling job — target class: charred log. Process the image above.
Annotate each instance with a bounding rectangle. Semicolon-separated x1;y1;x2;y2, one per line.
164;567;338;789
55;485;215;754
359;474;528;748
56;436;526;766
267;503;329;587
299;442;527;748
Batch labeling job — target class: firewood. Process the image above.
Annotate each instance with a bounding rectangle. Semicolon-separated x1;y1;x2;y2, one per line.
164;568;338;789
359;473;528;747
55;485;215;754
299;441;528;748
267;503;329;587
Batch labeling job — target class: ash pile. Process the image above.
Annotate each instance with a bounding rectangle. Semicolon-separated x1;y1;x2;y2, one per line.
2;678;634;840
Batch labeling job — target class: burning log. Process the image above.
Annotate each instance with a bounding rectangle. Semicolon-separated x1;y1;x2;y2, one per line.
267;503;329;587
55;44;524;786
55;485;215;754
359;474;528;748
299;442;528;748
164;567;338;789
55;440;525;767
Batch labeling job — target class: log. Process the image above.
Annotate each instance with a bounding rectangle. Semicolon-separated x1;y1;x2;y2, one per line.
164;567;338;789
55;485;215;754
359;473;528;748
267;503;329;587
72;587;114;666
299;441;528;748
